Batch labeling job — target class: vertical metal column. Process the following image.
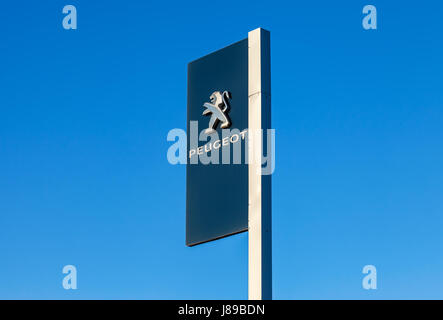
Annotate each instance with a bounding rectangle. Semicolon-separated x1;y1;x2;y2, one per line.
248;28;272;300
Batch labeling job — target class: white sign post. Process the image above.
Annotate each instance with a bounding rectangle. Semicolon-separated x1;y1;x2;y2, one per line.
248;28;272;300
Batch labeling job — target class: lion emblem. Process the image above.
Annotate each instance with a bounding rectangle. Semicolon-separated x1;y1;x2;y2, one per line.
202;91;232;134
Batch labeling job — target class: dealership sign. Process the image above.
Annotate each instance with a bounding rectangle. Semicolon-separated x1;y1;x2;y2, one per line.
186;28;273;300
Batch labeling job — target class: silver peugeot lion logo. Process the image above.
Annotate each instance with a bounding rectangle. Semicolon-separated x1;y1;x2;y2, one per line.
202;91;232;134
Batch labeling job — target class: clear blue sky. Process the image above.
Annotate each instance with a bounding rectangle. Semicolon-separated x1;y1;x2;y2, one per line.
0;1;442;299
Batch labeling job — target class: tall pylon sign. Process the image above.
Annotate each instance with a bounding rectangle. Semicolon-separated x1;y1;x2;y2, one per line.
186;28;273;300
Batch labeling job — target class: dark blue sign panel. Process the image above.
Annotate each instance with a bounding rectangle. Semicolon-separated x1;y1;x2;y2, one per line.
186;39;249;246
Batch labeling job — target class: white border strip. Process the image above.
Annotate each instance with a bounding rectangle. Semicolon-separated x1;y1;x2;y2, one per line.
248;28;272;300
